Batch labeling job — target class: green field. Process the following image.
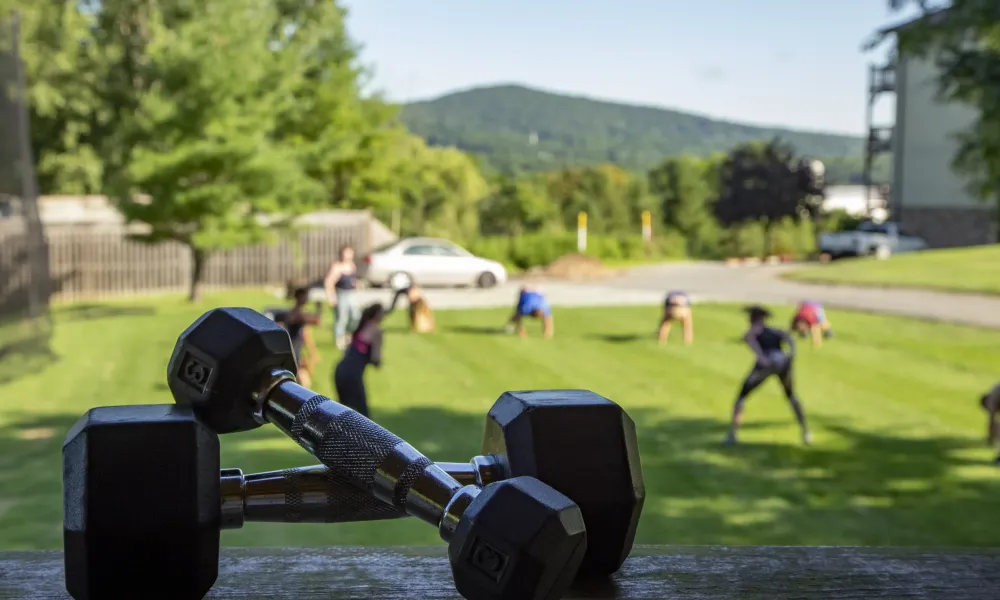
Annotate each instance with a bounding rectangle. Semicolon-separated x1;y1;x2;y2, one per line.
1;291;999;551
785;245;1000;295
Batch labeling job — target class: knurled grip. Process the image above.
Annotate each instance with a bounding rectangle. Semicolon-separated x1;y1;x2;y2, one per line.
287;392;433;510
278;467;406;523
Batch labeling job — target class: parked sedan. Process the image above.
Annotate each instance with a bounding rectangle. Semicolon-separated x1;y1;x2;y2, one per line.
363;237;508;290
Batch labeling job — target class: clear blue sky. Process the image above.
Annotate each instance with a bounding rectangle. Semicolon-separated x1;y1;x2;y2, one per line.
340;1;922;136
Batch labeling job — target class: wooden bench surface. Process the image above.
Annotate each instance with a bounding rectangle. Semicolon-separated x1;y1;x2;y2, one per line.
1;545;998;599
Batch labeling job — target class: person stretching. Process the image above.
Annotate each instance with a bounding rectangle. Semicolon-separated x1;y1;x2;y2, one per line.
333;303;385;418
505;286;554;338
723;305;812;446
274;285;322;387
658;290;693;345
324;245;362;350
980;382;1000;465
790;300;834;348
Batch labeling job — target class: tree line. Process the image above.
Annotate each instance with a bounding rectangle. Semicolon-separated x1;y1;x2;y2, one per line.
6;0;988;299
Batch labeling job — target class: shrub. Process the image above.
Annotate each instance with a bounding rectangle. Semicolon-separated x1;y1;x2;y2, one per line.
464;230;687;270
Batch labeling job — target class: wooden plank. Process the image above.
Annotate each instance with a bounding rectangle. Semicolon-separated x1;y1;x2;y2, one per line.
0;545;997;599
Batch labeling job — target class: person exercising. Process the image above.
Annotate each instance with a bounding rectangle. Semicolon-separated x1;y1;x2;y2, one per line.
505;286;554;338
981;383;1000;465
324;245;362;350
790;300;834;348
279;285;323;387
333;303;385;418
658;290;693;345
723;305;812;446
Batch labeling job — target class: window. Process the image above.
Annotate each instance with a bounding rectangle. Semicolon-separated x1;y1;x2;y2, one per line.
403;244;435;256
431;244;465;257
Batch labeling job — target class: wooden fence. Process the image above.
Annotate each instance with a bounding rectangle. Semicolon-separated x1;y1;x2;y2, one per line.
1;220;371;303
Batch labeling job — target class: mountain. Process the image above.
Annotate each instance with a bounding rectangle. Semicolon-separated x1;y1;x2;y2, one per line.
401;84;886;182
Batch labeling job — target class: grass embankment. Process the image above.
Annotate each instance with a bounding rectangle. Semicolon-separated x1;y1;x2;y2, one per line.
785;245;1000;296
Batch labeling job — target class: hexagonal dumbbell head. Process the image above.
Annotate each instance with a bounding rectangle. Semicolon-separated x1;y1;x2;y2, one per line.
63;404;221;600
167;307;298;434
449;476;587;600
481;390;644;577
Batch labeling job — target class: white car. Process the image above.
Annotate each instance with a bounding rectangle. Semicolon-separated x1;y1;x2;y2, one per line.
363;237;508;290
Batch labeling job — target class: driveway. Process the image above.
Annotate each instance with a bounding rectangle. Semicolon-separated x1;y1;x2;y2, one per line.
602;262;1000;329
292;262;1000;329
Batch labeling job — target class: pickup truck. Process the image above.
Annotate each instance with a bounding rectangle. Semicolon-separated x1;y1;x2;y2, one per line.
818;221;928;260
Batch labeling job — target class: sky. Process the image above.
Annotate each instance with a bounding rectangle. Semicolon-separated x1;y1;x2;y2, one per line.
339;1;925;136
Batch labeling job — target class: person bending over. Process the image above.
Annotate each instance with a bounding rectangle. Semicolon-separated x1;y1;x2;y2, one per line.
505;286;554;339
276;285;322;387
981;383;1000;465
324;245;362;350
723;305;812;446
658;290;693;345
790;300;834;348
333;303;385;418
388;286;434;333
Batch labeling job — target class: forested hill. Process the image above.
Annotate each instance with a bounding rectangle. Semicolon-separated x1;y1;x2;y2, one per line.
401;84;881;182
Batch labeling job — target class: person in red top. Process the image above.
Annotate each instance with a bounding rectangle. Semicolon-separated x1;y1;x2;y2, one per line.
790;300;834;348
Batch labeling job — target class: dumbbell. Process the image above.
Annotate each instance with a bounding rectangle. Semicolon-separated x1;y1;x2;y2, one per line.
166;307;588;600
277;390;645;577
62;404;407;600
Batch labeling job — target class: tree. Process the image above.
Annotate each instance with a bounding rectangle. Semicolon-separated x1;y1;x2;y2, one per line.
868;2;1000;222
104;0;325;301
2;1;109;194
714;138;823;252
648;156;718;255
478;173;556;236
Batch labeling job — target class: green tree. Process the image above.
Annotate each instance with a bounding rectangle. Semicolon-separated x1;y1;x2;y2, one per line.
3;2;108;194
714;138;823;254
648;156;718;255
478;173;556;235
104;0;325;301
868;3;1000;224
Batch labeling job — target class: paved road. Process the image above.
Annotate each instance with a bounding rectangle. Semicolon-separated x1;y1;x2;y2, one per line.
603;262;1000;329
287;262;1000;328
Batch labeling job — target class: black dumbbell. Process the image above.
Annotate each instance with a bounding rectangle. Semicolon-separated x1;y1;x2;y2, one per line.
166;307;588;600
62;404;408;600
278;390;644;577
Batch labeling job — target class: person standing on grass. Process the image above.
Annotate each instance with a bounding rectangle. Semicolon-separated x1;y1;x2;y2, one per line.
505;286;554;339
980;383;1000;465
658;290;693;345
334;303;385;418
273;284;323;388
723;305;812;446
324;245;362;350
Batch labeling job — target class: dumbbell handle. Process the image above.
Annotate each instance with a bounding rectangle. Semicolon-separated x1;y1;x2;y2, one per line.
218;457;507;530
251;370;478;541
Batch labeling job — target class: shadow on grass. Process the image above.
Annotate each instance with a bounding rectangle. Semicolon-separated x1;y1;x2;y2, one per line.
1;404;998;550
444;324;507;336
54;304;157;322
584;333;647;344
0;318;57;386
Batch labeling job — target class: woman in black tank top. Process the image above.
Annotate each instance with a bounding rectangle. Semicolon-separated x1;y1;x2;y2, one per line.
722;305;812;446
282;286;323;387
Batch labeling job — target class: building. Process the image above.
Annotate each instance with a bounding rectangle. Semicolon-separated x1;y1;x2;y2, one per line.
866;15;998;248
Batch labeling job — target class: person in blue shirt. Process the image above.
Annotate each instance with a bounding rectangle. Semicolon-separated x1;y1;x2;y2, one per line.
505;286;554;338
658;290;693;345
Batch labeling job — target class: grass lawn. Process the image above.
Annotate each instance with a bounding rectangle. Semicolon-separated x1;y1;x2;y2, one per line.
784;245;1000;295
1;291;999;551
